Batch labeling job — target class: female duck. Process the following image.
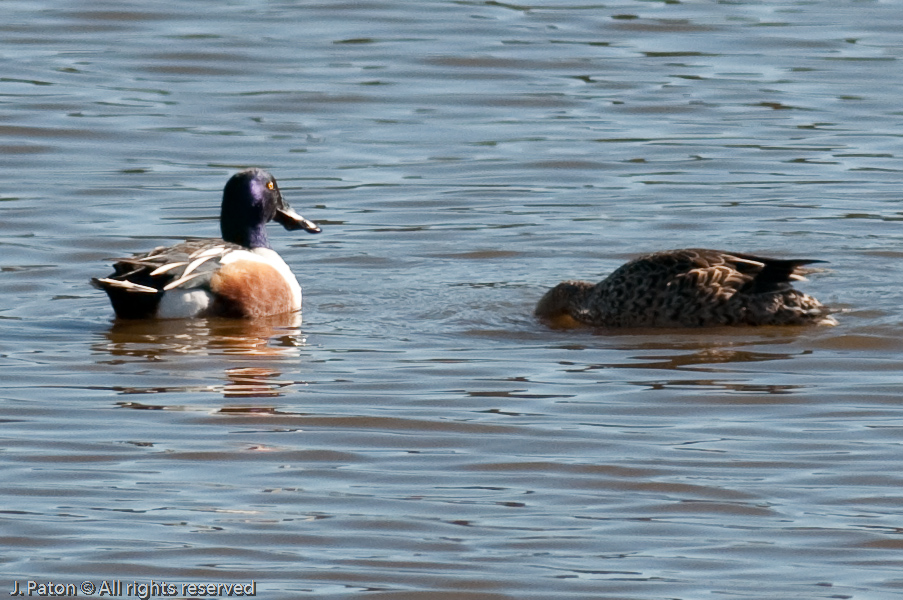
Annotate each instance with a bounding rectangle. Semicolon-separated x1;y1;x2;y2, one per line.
535;248;836;328
93;168;321;319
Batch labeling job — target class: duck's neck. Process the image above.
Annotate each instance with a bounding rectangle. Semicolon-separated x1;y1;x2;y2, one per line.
534;281;592;320
223;223;270;249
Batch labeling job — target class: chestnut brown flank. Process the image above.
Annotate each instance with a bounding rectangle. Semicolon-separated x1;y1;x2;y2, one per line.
210;260;295;318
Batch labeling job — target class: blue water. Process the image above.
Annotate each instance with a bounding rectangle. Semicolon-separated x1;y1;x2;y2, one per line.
2;1;903;598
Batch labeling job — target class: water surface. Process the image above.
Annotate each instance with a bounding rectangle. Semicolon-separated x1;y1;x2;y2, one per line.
3;1;903;599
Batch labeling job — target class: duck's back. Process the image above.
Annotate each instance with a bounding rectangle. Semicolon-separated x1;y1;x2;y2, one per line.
573;249;832;327
92;239;302;319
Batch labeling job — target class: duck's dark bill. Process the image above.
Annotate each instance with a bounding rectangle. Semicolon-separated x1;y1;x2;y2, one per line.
275;207;321;233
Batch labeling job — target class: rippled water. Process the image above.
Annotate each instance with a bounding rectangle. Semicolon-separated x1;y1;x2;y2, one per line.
3;1;903;599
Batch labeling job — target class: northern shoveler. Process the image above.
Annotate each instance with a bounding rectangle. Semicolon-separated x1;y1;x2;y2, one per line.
92;168;321;319
535;248;836;328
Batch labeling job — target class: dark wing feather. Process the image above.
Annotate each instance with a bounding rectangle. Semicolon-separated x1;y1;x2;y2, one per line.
91;239;244;318
726;252;825;294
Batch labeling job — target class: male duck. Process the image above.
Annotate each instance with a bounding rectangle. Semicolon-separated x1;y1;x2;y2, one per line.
535;248;836;328
92;168;321;319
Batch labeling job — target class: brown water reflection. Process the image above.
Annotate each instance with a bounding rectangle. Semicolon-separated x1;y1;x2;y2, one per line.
93;313;306;400
96;312;304;359
581;347;804;371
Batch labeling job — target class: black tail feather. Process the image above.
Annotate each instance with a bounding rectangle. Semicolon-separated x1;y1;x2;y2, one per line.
730;253;826;294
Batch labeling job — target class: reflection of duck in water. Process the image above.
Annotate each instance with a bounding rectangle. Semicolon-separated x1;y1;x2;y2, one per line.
93;169;321;319
535;248;836;328
98;312;304;359
97;313;304;402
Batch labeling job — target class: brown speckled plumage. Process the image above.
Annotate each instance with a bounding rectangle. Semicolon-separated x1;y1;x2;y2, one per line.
535;248;835;328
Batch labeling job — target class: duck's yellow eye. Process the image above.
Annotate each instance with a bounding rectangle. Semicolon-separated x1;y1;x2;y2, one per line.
267;181;275;190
